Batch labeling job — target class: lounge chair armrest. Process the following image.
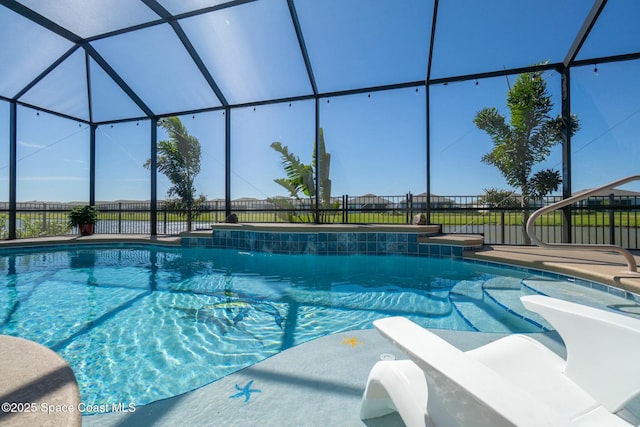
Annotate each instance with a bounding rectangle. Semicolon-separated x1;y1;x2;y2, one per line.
521;295;640;412
373;317;566;426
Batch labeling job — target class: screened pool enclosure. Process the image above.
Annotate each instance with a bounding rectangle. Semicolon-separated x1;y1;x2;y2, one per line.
0;0;639;246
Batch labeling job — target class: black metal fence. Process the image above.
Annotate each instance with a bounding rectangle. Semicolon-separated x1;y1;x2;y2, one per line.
1;194;639;249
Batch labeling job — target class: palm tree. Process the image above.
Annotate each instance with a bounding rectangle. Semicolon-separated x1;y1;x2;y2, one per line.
314;128;333;216
479;188;520;208
474;66;579;244
270;128;334;223
144;116;206;231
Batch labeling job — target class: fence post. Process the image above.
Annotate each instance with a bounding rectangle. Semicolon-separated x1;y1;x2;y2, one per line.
42;203;47;234
118;202;122;234
500;210;505;245
163;206;167;234
609;193;615;245
343;195;348;224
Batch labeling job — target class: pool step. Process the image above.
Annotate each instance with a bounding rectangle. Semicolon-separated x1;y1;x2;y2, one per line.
449;294;515;332
482;282;551;331
449;279;484;299
449;279;509;332
521;278;640;316
449;277;551;332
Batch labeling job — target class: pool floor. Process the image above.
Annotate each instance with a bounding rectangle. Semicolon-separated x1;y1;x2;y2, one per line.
81;328;567;427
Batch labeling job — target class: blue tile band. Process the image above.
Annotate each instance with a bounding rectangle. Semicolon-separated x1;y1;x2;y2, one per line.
181;229;477;259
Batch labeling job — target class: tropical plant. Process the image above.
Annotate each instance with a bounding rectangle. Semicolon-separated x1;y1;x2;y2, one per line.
269;128;336;223
314;128;333;212
68;205;98;235
68;205;98;227
479;188;520;208
269;141;313;222
19;217;70;238
144;116;206;231
474;64;579;244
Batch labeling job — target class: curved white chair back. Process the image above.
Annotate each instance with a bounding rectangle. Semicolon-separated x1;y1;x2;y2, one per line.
521;295;640;413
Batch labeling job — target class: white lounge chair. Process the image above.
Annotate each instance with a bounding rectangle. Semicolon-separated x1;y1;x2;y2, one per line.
360;295;640;427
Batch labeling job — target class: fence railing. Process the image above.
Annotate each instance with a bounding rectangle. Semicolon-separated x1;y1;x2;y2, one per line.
525;175;640;272
1;194;639;249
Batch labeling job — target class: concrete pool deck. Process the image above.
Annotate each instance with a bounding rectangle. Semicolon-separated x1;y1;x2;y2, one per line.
0;336;81;427
1;233;640;425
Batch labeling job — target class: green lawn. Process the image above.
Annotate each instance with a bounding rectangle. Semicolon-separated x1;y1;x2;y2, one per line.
1;209;638;240
230;210;640;227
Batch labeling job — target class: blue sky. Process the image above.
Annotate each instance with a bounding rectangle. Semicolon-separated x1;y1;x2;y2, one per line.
0;0;639;202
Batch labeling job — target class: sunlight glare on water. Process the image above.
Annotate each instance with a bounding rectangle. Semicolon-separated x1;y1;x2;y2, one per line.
0;245;585;411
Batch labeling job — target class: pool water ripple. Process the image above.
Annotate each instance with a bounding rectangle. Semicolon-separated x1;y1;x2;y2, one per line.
0;245;634;412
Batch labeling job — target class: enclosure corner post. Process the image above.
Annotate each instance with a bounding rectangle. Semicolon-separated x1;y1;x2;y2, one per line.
150;118;158;236
314;97;321;224
560;67;572;244
8;101;17;240
89;124;96;206
225;107;232;218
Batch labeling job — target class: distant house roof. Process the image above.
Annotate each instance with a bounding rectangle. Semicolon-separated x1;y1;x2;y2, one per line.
268;195;294;201
349;194;392;205
574;188;640;197
412;193;455;203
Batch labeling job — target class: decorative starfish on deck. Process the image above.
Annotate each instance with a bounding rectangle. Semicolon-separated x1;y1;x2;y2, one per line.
229;380;261;402
341;336;363;348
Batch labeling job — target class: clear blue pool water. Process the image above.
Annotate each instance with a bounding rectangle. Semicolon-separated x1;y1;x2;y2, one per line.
0;244;630;412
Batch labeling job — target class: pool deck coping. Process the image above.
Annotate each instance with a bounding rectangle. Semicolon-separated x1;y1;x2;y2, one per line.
464;245;640;294
0;234;182;248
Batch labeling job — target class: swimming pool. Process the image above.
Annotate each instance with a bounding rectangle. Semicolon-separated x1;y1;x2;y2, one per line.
0;244;633;412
